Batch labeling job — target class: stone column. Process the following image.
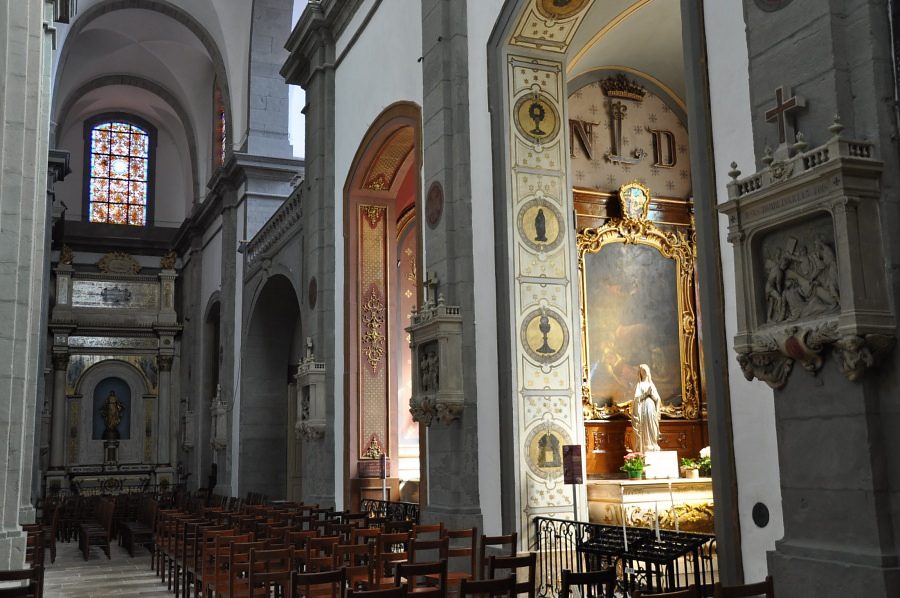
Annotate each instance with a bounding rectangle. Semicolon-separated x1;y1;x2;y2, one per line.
158;354;174;465
417;0;484;530
49;352;69;468
0;0;66;567
282;2;339;508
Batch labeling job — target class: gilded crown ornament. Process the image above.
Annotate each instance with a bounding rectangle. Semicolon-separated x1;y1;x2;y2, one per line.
600;74;646;103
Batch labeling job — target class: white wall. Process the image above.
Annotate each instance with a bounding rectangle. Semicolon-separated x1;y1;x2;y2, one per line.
467;0;504;536
332;0;424;510
704;0;784;581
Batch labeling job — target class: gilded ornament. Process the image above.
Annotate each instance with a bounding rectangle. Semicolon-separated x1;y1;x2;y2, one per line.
59;245;75;265
160;250;177;270
362;435;383;459
577;182;700;420
361;288;386;374
361;205;385;228
96;251;141;275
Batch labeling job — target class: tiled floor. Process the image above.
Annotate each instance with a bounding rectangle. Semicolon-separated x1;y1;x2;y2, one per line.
43;539;169;597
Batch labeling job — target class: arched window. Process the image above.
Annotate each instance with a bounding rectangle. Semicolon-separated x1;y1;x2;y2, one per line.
85;115;155;226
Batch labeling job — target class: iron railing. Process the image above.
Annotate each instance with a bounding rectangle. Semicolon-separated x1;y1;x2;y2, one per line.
533;516;717;597
360;498;420;523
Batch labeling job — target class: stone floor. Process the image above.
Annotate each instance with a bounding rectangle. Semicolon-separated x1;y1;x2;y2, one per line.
43;540;169;597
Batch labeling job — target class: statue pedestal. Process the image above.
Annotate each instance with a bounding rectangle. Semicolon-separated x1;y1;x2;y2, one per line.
644;450;678;479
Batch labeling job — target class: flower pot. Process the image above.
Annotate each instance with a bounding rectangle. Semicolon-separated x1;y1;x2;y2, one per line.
627;470;643;479
682;468;699;479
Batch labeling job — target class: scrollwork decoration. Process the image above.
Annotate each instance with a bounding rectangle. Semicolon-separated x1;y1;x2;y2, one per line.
361;288;386;374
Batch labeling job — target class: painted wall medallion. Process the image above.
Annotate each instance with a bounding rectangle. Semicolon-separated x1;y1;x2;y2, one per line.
426;181;443;229
308;276;317;310
518;199;564;252
525;424;573;478
536;0;589;20
753;0;793;11
521;308;569;363
514;93;560;143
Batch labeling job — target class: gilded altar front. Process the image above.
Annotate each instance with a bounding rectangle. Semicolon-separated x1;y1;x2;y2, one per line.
587;478;714;535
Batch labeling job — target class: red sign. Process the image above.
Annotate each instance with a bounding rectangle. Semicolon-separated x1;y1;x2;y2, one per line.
563;445;583;485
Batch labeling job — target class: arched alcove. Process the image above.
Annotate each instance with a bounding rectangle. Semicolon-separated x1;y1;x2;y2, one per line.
239;275;302;500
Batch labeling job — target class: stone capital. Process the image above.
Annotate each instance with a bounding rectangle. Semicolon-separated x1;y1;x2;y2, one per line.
157;354;174;372
51;352;69;372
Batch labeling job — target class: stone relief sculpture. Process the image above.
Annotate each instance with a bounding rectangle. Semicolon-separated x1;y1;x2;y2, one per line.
631;364;661;452
419;345;439;393
763;234;840;324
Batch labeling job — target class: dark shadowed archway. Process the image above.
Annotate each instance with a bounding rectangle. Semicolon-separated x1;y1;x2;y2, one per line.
240;275;301;499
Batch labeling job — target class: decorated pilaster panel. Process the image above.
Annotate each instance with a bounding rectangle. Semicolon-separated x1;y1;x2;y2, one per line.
501;0;596;541
506;54;582;534
358;205;389;462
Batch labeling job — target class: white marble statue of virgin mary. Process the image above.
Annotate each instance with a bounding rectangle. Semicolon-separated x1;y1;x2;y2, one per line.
633;363;661;452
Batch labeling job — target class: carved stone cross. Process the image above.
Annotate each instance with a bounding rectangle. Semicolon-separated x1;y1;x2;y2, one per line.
765;86;806;145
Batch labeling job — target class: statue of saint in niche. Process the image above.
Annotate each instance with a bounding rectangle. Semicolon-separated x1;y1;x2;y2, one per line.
534;208;547;243
101;390;125;440
630;364;661;452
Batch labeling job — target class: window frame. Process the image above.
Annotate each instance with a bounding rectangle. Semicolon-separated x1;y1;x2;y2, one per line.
82;112;158;226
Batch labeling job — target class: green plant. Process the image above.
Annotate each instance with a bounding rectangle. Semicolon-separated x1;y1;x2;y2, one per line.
620;452;645;474
698;456;712;477
680;457;699;470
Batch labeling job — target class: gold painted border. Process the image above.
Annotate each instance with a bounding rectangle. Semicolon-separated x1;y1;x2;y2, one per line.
577;185;700;419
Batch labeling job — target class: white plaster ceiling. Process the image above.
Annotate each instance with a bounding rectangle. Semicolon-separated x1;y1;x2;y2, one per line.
568;0;686;103
52;0;253;167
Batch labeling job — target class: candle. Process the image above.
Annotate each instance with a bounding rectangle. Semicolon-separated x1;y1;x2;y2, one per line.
669;481;679;532
654;501;661;541
621;504;628;552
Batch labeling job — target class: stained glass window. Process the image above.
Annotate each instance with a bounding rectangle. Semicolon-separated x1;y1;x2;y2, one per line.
88;121;151;226
213;83;227;169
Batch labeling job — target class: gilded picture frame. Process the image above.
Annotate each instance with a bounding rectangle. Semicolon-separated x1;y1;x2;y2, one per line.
577;182;700;420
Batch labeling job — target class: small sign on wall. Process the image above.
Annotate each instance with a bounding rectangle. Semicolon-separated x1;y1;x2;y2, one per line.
563;445;583;485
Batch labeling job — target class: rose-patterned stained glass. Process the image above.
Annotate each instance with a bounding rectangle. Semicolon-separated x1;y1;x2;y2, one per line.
88;121;150;225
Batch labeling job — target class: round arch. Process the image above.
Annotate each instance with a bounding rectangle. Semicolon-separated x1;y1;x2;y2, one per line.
342;101;424;506
56;75;200;202
239;274;302;500
52;0;233;158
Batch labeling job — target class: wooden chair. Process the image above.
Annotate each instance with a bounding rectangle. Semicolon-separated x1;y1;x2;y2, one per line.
351;527;381;545
409;537;449;564
487;553;535;598
478;534;516;579
348;586;408;598
200;533;254;598
559;569;617;598
373;532;411;588
119;496;157;557
194;528;240;598
633;587;700;598
385;521;413;534
0;567;42;598
292;567;347;598
306;535;341;572
459;576;516;598
334;542;376;590
412;524;444;539
77;498;113;561
222;540;269;598
246;547;293;598
440;527;477;590
395;561;447;598
713;576;774;598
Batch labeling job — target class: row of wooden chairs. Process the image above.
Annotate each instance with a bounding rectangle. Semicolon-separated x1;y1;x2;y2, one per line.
0;567;43;598
148;499;529;598
632;575;775;597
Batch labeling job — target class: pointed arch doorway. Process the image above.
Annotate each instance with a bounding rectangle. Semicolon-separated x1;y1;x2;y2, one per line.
344;103;423;509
